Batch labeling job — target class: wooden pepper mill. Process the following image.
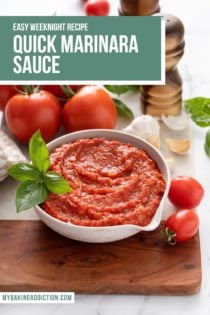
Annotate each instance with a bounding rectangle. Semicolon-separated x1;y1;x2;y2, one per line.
119;0;160;16
141;14;185;116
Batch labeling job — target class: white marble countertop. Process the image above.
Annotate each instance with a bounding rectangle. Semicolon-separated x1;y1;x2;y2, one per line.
1;0;210;314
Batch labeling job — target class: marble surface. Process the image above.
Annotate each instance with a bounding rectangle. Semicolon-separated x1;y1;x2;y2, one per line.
0;0;210;314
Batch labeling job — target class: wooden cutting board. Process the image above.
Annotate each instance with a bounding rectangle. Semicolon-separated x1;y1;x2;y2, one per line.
0;220;201;295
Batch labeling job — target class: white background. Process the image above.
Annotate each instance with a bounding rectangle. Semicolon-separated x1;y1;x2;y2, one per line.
0;0;210;314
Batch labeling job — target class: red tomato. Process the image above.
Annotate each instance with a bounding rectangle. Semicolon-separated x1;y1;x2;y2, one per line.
0;86;17;110
62;86;117;132
84;0;110;16
5;91;61;144
42;85;79;98
164;209;199;244
168;176;204;209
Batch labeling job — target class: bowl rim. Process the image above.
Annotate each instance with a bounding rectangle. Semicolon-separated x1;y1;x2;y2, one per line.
35;129;170;231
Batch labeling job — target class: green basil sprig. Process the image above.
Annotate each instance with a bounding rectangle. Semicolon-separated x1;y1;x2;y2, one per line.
104;85;139;96
205;129;210;157
104;85;137;120
184;97;210;158
184;97;210;127
113;98;134;120
8;131;72;213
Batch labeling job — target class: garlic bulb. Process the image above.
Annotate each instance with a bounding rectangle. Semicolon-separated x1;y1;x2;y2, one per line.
162;112;189;131
123;115;160;149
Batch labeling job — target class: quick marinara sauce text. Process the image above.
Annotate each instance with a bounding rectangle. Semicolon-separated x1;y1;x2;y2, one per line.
42;138;166;227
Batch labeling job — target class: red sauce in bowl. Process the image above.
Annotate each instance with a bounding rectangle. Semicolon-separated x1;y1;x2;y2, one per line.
42;138;166;227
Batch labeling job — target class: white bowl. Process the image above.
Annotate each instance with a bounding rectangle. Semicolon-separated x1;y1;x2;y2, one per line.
35;129;170;243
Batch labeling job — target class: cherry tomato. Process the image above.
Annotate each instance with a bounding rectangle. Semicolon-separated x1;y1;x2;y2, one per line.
0;86;17;111
163;209;199;244
168;176;204;209
84;0;110;16
5;90;61;144
42;85;78;99
62;86;117;132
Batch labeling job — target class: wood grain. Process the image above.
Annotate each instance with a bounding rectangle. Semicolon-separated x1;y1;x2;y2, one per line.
0;220;201;295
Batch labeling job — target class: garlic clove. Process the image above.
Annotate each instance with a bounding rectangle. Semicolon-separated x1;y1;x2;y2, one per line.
165;138;191;155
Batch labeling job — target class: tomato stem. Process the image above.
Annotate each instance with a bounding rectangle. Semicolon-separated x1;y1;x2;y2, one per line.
60;85;75;99
13;85;23;94
162;227;177;245
24;85;34;95
21;85;41;95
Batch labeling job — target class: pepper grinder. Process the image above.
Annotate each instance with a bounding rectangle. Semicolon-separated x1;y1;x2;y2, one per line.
141;14;185;116
119;0;160;16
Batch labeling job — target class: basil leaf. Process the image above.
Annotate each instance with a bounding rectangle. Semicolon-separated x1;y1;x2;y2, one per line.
43;172;72;194
7;163;41;182
29;130;50;172
184;97;210;127
16;181;48;212
205;129;210;157
113;98;134;120
104;85;139;95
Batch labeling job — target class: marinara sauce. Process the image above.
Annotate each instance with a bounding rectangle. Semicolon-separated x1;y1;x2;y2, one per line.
42;138;166;227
